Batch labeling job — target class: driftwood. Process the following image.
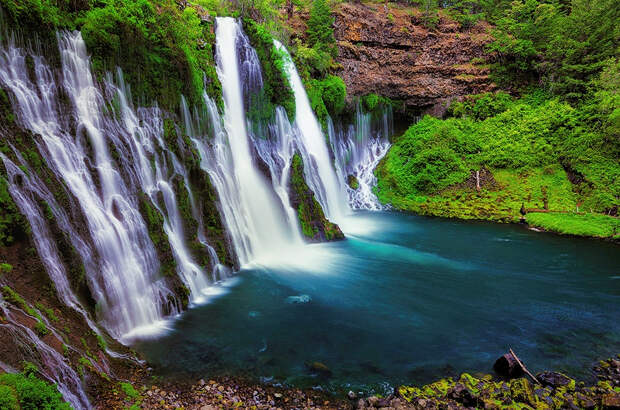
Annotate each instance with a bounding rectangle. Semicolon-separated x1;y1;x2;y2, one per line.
509;348;541;385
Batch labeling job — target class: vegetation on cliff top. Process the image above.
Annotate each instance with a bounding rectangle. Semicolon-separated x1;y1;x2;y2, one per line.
0;0;224;110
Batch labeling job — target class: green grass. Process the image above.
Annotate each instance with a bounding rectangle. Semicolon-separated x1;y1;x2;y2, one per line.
120;382;140;400
375;90;619;238
377;166;578;223
526;212;620;238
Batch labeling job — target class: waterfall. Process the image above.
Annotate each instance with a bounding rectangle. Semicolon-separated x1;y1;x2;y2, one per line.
192;17;303;267
0;292;91;409
275;41;350;224
107;70;228;307
330;104;392;210
0;29;237;339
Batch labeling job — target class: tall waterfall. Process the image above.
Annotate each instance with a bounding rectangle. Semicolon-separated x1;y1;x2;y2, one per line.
330;104;392;210
275;41;351;224
195;17;303;266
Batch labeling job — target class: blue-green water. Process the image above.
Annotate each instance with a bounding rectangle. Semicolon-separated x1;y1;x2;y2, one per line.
136;212;619;393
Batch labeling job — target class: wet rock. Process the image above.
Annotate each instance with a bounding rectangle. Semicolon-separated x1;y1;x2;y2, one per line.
493;353;524;379
602;393;620;409
348;390;357;400
537;371;575;390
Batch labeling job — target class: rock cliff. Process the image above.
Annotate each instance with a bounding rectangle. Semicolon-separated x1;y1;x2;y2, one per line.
332;2;496;115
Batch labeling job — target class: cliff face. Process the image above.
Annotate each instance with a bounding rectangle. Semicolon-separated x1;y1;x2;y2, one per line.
333;2;496;115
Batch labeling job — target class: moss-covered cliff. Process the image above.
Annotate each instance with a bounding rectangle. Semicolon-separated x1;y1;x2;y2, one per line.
289;153;344;242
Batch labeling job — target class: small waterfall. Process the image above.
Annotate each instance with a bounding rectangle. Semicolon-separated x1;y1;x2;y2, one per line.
330;104;392;210
196;17;303;266
275;41;350;224
251;106;301;239
0;293;91;409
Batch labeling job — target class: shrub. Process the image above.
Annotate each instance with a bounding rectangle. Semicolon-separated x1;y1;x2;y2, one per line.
0;371;71;410
318;75;346;116
448;92;514;120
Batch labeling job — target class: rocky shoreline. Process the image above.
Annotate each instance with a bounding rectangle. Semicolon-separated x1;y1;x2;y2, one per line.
94;355;620;409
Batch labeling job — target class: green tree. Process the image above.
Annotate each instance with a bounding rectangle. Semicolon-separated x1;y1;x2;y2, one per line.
306;0;337;57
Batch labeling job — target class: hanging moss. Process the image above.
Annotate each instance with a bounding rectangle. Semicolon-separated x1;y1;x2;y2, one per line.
243;18;296;122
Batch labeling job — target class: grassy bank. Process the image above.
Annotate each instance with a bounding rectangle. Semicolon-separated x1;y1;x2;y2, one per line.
375;90;619;240
526;212;620;239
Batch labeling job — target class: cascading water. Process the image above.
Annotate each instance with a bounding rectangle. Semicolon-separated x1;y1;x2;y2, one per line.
196;17;303;266
0;31;171;337
0;27;239;340
330;104;392;210
106;70;228;307
0;292;91;409
275;41;350;224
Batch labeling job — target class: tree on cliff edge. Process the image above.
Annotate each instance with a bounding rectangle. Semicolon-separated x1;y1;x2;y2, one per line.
307;0;337;57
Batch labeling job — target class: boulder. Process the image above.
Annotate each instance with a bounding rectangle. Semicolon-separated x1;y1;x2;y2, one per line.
494;353;524;379
536;371;575;390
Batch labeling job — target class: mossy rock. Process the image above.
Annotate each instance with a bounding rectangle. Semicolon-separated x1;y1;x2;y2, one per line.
288;154;344;242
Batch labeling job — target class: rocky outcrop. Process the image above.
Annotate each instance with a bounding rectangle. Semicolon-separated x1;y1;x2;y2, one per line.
289;154;344;242
332;2;496;115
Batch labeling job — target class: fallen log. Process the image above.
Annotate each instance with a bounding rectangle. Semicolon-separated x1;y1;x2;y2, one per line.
509;348;541;385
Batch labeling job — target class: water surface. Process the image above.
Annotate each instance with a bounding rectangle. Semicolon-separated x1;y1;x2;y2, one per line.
136;212;620;394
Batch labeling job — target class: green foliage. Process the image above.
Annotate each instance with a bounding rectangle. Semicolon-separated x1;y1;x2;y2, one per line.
306;0;336;57
290;154;343;240
361;93;380;112
1;0;225;109
0;371;71;409
0;384;18;410
448;92;514;120
526;212;619;238
243;18;296;121
120;382;139;400
376;91;619;234
35;303;58;322
0;263;12;273
304;75;347;130
0;176;28;246
292;39;333;78
317;75;346;116
80;0;221;109
486;0;619;100
0;0;71;32
95;333;107;351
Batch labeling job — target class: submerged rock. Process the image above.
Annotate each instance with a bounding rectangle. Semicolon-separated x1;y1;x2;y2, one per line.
305;361;332;377
286;294;312;304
